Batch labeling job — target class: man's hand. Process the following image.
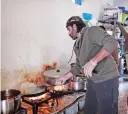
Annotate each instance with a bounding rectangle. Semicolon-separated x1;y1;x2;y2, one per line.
82;60;97;77
55;72;73;85
55;76;67;85
83;49;110;78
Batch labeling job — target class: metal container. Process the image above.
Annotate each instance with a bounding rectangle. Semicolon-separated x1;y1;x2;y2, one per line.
69;80;85;91
70;75;87;91
1;89;21;114
44;76;58;85
65;102;78;114
43;69;70;85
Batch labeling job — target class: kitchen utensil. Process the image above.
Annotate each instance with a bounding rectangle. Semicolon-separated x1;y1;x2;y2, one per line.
1;89;21;114
43;69;70;85
22;85;48;97
69;75;87;91
69;81;85;91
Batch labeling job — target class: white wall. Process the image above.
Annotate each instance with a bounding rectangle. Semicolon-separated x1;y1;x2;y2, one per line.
0;0;1;90
1;0;116;90
2;0;106;71
114;0;128;9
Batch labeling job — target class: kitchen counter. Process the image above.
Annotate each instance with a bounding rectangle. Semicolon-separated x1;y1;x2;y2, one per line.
21;92;86;114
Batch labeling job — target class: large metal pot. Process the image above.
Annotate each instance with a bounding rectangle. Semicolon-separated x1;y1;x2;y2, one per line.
1;89;21;114
43;69;70;85
69;76;87;91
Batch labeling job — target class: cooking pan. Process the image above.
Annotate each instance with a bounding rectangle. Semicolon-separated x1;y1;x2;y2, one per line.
22;85;48;97
43;68;70;85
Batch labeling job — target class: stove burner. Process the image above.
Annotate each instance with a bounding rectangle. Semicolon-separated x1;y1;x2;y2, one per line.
21;87;86;114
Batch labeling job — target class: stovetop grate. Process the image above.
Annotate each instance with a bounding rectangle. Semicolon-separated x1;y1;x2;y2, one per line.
21;87;86;114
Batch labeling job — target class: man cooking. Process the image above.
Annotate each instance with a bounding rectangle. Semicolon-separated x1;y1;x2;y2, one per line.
57;16;119;114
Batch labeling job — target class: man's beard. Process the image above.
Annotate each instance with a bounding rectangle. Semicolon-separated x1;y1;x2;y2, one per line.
71;37;77;40
69;30;78;40
70;35;77;40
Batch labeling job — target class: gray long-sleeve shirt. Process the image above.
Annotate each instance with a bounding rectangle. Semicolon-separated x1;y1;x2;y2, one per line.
70;26;119;83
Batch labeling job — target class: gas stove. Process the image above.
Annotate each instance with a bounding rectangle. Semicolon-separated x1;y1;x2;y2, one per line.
21;87;86;114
